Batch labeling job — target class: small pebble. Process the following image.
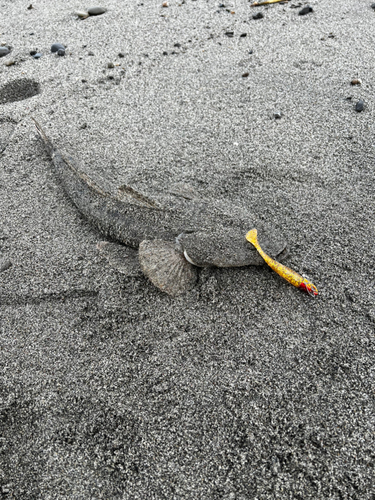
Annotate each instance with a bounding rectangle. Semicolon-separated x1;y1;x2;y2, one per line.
76;10;89;19
0;47;10;57
88;51;95;56
162;1;168;6
57;48;65;56
118;52;125;57
107;61;114;68
249;49;253;54
225;31;234;37
355;99;364;112
162;51;168;55
0;260;12;273
51;43;65;53
87;6;107;15
253;12;264;19
30;50;37;56
299;5;313;15
351;78;361;86
242;72;249;78
371;3;375;9
4;59;15;66
240;33;247;37
274;112;282;119
27;4;33;9
33;53;42;59
219;3;225;7
174;43;181;47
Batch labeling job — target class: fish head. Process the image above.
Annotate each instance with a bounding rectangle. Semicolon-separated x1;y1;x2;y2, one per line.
179;224;287;268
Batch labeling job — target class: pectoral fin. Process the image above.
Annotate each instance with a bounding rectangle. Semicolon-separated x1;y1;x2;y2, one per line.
97;241;143;277
138;240;197;296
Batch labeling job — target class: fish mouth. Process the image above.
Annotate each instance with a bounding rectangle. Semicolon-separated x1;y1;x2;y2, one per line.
275;244;289;261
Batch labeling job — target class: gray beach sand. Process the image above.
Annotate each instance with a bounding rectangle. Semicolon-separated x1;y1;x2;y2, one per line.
0;0;374;498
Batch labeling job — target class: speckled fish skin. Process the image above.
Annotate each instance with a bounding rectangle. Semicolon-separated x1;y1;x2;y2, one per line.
33;118;287;268
246;229;318;295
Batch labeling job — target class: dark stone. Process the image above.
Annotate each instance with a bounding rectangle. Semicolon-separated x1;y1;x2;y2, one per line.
51;43;65;53
57;49;65;56
87;6;107;15
0;47;10;57
299;5;313;15
253;12;264;19
249;49;253;54
225;31;234;37
163;51;168;55
355;100;364;112
242;72;249;78
33;53;42;59
174;43;181;47
219;3;225;6
30;50;37;56
240;33;247;37
371;3;375;9
274;112;282;119
88;51;95;56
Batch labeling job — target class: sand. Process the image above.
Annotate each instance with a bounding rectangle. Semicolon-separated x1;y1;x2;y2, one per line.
0;0;374;498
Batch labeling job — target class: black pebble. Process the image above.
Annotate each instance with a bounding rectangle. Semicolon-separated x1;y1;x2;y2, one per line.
0;47;10;57
51;43;65;53
57;49;65;56
249;49;253;54
174;43;181;47
299;5;313;15
118;52;125;58
225;31;234;37
240;33;247;38
30;50;37;56
219;3;225;6
253;12;264;19
274;112;282;119
371;3;375;9
355;100;364;112
163;51;168;55
87;7;107;15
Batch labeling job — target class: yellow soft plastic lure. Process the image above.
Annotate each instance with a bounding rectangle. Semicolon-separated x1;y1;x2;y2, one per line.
246;229;318;296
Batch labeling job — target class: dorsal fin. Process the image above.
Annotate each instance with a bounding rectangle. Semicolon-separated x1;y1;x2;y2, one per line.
117;185;162;210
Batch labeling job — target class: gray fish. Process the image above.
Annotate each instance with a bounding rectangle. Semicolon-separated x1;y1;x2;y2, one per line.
32;118;287;295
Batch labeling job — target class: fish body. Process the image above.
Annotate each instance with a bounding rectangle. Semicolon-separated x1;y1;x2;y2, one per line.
32;118;287;294
246;228;318;296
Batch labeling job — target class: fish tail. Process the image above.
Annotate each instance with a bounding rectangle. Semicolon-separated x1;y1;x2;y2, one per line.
31;117;54;156
245;228;259;247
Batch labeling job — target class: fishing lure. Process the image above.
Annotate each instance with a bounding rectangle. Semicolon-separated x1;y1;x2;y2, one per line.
246;229;318;296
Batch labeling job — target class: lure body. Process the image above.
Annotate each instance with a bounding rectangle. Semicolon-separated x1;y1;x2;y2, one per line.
246;229;318;296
